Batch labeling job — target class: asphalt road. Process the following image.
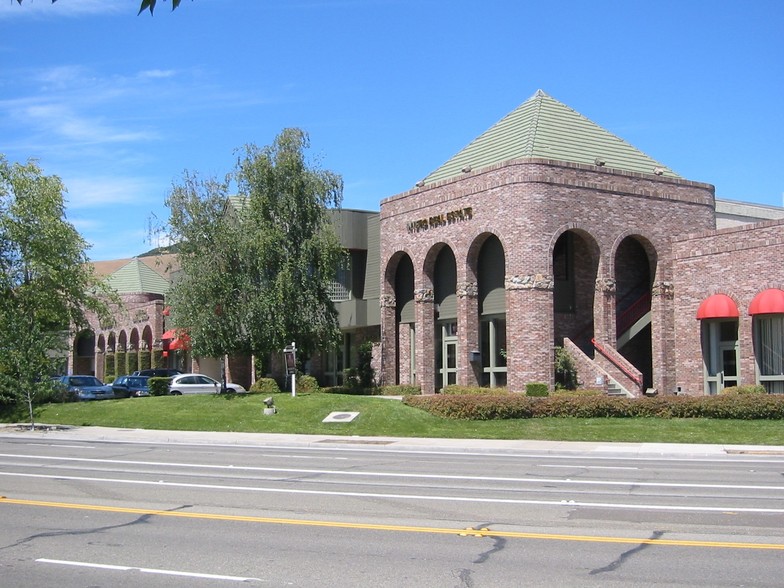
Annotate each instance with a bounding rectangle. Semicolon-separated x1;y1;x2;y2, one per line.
1;426;783;587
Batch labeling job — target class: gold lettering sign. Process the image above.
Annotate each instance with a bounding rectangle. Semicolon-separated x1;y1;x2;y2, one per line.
407;207;473;233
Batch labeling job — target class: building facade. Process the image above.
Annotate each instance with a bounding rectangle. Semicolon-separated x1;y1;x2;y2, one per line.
379;90;783;396
67;90;783;396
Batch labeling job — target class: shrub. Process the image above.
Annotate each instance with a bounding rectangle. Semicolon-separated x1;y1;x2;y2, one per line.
249;378;280;394
343;367;362;393
526;382;549;397
296;375;320;393
357;341;376;389
442;385;510;395
148;376;171;397
403;392;784;420
554;346;578;390
719;385;766;395
138;350;151;371
321;385;368;395
115;351;127;377
104;353;115;381
551;388;605;397
379;384;421;396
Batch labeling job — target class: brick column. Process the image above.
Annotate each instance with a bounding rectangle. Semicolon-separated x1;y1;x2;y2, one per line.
414;288;436;394
379;294;397;387
457;281;480;386
594;276;616;344
507;274;554;391
652;280;675;395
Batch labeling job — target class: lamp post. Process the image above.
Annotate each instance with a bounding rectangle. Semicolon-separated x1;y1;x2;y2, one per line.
283;342;297;397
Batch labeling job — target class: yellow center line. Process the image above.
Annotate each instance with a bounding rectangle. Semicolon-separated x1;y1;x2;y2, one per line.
2;496;783;551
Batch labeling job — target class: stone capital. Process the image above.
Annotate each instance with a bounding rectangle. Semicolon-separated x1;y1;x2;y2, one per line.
379;294;397;308
595;277;616;294
414;288;435;303
457;281;479;299
652;281;675;299
507;274;554;291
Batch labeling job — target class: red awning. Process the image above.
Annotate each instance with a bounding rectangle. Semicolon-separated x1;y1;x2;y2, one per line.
696;294;739;320
161;329;177;339
749;288;784;315
168;333;191;351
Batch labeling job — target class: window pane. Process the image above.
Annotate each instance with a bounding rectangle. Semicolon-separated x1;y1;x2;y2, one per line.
481;321;490;369
495;319;507;367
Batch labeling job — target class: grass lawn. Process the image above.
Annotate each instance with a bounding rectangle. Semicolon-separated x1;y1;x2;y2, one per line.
7;392;784;446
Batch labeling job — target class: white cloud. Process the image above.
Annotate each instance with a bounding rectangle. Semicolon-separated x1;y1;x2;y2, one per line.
138;69;177;80
18;102;155;145
64;175;162;209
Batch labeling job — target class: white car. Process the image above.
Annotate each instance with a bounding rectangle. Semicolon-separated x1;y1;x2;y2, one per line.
167;373;246;395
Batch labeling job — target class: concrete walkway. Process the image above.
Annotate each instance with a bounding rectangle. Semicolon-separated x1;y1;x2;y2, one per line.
2;423;784;458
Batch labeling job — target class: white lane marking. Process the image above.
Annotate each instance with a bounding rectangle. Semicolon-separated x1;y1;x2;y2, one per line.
36;558;262;582
5;471;784;514
0;453;781;492
26;444;96;449
538;464;639;470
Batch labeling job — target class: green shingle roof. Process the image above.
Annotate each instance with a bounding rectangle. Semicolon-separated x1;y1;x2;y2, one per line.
422;90;679;185
106;258;170;295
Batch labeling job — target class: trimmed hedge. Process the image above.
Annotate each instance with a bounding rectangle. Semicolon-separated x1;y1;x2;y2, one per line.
719;385;766;395
296;375;320;393
148;376;171;397
403;393;784;420
379;385;421;396
442;385;510;395
249;378;280;394
525;382;549;397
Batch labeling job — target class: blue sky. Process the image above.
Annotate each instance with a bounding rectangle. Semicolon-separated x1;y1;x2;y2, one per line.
1;0;782;261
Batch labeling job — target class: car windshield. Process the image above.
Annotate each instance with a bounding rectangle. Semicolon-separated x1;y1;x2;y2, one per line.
128;377;148;387
70;377;102;387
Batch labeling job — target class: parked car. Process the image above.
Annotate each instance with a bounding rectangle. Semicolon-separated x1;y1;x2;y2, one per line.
167;373;246;395
111;375;151;398
56;375;115;401
132;368;183;378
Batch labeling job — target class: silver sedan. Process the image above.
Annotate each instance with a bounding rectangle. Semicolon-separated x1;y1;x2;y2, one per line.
167;373;246;395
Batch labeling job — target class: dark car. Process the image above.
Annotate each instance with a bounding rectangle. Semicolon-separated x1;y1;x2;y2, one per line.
132;368;183;378
111;375;151;398
56;375;115;401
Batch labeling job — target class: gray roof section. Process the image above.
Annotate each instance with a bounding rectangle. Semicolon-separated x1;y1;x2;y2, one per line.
106;258;171;295
423;90;679;185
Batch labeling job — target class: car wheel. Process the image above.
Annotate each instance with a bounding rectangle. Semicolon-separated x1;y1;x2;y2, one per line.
170;390;182;396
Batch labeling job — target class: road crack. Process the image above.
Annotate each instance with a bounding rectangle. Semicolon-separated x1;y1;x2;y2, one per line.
589;530;666;575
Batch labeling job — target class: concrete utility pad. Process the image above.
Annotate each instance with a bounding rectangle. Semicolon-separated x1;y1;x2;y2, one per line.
322;412;359;423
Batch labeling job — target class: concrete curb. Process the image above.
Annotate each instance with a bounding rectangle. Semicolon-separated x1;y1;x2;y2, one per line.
3;423;784;458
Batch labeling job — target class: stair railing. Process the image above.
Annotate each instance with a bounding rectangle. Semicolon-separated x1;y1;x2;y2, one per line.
591;337;643;388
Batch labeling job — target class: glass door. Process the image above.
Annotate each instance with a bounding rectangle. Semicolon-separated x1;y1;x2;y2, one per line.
436;322;458;391
702;320;739;395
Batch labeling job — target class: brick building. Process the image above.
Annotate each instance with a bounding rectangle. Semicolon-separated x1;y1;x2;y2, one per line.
379;90;783;395
68;90;782;396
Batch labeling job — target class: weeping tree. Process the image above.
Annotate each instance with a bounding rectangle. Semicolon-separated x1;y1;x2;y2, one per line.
165;128;344;381
0;156;115;428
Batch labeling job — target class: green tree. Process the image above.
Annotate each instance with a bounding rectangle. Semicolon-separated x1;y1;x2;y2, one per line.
164;128;344;370
0;156;115;428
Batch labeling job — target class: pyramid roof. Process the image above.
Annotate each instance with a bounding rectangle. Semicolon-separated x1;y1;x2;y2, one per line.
422;90;679;185
105;258;170;295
